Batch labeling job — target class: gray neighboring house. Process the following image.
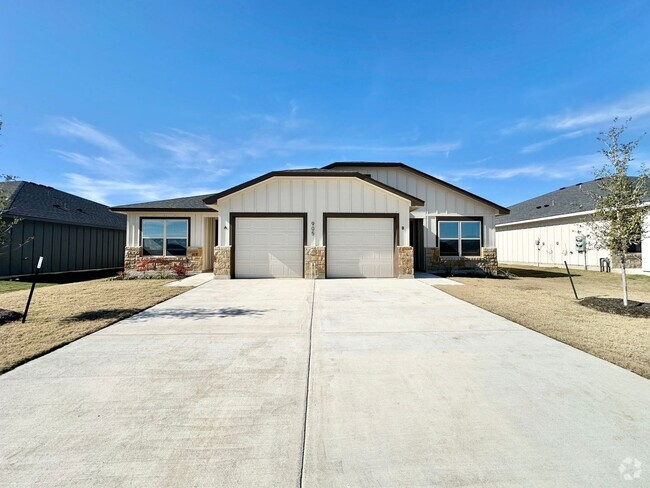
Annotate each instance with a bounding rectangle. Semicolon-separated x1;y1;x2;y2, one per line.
0;181;126;278
496;177;650;272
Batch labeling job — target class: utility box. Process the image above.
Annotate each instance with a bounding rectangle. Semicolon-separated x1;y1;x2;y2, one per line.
575;234;586;253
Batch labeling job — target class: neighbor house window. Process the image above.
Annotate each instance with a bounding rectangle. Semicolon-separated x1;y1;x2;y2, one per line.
438;220;481;257
142;219;189;256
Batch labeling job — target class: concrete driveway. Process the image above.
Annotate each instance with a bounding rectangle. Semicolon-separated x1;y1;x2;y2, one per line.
0;279;648;487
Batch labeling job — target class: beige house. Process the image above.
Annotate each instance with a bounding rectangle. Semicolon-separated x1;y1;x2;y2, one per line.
496;178;650;272
111;162;509;279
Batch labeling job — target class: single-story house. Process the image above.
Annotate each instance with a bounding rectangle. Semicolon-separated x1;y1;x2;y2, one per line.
111;162;509;279
0;181;126;278
496;177;650;272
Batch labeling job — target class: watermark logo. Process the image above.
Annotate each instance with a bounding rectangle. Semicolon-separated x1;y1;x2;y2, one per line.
619;457;642;481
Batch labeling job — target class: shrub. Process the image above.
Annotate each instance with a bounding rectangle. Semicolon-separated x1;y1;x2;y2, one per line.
171;262;189;279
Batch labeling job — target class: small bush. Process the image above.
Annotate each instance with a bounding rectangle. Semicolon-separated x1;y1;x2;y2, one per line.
171;263;189;279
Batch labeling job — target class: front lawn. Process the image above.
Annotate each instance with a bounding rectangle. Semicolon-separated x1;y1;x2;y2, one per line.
441;265;650;378
0;281;54;294
0;279;190;374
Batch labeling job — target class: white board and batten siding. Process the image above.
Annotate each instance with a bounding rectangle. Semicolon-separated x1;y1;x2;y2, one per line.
331;166;500;248
496;215;610;268
216;177;411;247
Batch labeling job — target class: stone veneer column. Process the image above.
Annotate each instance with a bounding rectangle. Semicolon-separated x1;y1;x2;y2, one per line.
396;246;414;278
186;247;203;273
480;247;498;275
304;246;326;279
124;246;142;271
213;246;232;279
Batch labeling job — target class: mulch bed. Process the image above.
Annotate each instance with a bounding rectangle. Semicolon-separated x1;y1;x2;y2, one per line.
0;309;22;325
580;297;650;318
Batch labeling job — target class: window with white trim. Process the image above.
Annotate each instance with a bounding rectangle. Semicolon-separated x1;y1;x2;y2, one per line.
142;219;189;256
438;220;481;257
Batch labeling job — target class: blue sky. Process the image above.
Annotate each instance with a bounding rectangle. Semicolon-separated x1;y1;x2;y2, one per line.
1;1;649;207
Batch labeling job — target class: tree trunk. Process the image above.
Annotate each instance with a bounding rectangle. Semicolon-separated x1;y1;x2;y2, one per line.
621;254;629;306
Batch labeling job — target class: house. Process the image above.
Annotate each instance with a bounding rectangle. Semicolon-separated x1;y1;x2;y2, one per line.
496;177;650;272
0;181;126;278
111;162;509;279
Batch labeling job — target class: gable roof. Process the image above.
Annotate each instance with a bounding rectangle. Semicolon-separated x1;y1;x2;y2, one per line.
323;162;510;215
111;194;217;212
0;181;126;230
202;169;425;207
496;177;650;225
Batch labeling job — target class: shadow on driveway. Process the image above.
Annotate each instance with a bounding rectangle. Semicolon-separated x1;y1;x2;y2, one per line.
65;307;269;323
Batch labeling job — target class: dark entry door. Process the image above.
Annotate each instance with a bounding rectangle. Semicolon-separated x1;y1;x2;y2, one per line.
409;218;425;272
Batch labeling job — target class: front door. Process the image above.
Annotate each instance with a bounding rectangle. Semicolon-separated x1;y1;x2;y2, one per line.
409;218;425;272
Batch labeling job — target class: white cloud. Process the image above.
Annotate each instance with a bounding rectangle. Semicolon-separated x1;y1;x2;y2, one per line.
46;117;140;175
445;154;597;181
520;130;586;154
503;91;650;134
145;129;231;176
62;173;218;206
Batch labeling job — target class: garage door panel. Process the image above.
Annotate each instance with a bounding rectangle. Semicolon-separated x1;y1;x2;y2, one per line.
327;218;394;278
235;217;303;278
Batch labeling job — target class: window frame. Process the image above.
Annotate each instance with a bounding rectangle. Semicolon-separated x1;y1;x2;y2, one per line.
140;217;191;257
436;216;483;257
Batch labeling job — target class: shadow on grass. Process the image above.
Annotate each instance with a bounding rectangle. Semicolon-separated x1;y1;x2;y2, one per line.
504;267;579;279
64;308;143;322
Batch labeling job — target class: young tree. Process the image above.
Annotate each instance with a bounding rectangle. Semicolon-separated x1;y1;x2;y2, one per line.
589;119;649;306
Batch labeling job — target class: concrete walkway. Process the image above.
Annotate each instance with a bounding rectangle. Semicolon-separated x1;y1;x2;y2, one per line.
0;279;648;487
165;272;214;287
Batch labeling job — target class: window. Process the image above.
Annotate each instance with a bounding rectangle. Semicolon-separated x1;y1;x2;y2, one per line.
142;219;189;256
438;220;481;257
627;242;642;253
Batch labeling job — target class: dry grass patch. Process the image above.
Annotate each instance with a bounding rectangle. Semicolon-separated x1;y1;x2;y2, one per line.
0;279;190;374
441;265;650;379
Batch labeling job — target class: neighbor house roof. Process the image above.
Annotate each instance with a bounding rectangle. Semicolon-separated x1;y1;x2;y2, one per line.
111;194;217;212
0;181;126;230
496;177;650;225
202;169;426;207
323;162;510;215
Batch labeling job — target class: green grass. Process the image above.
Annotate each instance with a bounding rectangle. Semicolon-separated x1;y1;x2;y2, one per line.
0;281;54;294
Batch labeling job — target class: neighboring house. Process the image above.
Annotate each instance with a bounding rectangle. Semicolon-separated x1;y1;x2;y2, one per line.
111;162;509;279
496;177;650;272
0;181;126;278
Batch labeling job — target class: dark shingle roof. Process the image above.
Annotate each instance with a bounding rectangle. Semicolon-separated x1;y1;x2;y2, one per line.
0;181;126;230
111;194;217;212
496;177;650;225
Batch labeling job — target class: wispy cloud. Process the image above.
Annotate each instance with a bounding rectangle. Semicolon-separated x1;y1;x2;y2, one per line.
62;173;218;206
503;91;650;134
520;130;586;154
443;154;597;181
145;129;232;176
46;117;140;175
